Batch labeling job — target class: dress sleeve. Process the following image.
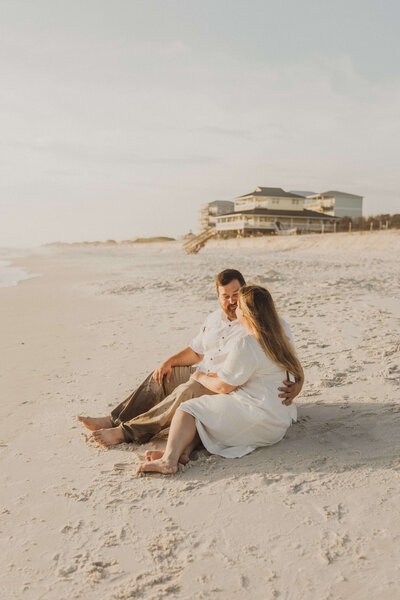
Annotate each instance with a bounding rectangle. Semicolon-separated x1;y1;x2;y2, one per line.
217;336;258;386
189;317;208;355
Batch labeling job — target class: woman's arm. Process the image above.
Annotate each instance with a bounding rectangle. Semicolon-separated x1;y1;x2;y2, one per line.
190;371;237;394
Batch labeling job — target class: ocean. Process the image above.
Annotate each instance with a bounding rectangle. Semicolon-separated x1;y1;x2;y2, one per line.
0;249;37;288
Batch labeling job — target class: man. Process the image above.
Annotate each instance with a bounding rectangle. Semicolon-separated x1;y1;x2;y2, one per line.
78;268;301;446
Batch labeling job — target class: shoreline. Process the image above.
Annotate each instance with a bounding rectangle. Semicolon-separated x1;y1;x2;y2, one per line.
0;258;41;289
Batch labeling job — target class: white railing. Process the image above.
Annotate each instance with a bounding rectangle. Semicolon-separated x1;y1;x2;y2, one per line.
216;220;277;231
216;220;335;233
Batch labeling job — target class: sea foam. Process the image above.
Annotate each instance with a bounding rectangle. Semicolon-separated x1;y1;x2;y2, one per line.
0;257;37;289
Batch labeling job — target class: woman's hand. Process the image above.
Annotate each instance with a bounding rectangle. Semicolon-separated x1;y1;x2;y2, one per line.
190;371;202;382
191;371;236;394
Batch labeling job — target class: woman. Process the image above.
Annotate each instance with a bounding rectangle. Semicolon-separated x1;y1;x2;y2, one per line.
136;285;304;475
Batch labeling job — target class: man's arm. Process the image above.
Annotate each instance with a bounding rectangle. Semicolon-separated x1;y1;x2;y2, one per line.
153;347;204;385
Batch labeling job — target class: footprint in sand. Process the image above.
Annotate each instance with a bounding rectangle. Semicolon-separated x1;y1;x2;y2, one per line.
323;503;346;521
113;462;133;472
319;531;351;565
60;521;83;534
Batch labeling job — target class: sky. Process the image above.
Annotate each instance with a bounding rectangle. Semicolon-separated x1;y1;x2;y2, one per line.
1;0;399;246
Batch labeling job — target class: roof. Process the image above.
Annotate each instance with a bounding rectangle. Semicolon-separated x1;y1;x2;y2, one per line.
289;190;316;197
319;191;363;199
236;187;305;199
207;200;234;207
217;208;339;220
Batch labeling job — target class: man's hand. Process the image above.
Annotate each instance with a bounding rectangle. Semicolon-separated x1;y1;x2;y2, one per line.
153;360;173;386
278;380;302;405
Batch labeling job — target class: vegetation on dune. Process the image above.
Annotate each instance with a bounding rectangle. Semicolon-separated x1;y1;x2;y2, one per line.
337;214;400;231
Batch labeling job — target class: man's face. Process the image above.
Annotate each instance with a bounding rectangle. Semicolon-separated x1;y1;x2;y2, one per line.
218;279;241;320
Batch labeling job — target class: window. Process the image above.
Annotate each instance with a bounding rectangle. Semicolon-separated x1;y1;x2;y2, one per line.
272;199;280;204
292;199;301;205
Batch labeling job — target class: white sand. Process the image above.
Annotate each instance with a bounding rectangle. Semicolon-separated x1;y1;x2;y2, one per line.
1;230;399;599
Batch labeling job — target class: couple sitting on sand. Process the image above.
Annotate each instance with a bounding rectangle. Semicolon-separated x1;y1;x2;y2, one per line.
78;269;304;474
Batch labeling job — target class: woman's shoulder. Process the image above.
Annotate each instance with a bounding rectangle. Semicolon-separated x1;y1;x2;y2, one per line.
243;335;276;364
233;334;260;355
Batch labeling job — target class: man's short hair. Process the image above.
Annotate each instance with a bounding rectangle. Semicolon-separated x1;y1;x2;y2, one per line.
216;269;246;291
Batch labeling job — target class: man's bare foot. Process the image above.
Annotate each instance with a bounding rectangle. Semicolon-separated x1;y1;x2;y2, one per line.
145;449;189;465
77;415;112;431
136;458;178;475
92;427;125;447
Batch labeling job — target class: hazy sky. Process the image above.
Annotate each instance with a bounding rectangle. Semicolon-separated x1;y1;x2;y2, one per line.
1;0;399;246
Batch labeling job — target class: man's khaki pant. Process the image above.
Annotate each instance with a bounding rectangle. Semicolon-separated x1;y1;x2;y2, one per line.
110;366;215;444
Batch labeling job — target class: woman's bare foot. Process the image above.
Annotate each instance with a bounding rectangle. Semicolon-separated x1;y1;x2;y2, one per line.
136;458;178;475
77;415;112;431
92;427;125;447
145;449;190;465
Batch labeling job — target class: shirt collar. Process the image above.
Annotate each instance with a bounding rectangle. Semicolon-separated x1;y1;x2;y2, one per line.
219;308;237;324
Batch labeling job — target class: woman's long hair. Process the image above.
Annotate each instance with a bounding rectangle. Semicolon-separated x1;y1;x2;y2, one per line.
239;285;304;382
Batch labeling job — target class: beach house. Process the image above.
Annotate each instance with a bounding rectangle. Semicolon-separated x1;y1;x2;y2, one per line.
304;191;363;218
199;200;235;230
214;187;338;237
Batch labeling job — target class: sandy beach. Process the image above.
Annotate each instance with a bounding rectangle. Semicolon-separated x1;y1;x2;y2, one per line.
1;231;400;600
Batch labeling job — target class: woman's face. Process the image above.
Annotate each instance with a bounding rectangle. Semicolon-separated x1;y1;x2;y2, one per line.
235;304;252;332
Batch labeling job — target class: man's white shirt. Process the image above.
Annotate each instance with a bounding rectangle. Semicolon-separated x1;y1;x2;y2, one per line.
189;308;294;374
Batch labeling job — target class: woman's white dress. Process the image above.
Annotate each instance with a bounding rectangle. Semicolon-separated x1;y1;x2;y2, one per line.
179;334;297;458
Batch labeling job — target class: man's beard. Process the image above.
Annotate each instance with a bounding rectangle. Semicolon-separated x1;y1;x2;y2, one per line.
223;304;237;320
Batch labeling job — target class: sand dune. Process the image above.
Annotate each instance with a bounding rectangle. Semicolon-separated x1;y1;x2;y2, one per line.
1;230;399;599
